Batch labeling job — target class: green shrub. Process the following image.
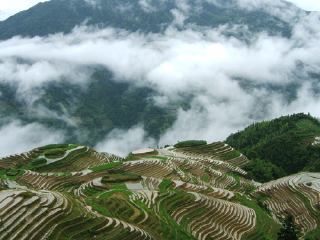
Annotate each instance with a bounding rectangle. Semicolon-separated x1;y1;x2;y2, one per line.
158;179;172;190
108;169;124;174
44;148;65;158
174;140;207;148
39;143;69;150
6;169;20;176
101;173;141;183
31;158;47;166
222;151;241;160
89;162;122;171
111;184;128;190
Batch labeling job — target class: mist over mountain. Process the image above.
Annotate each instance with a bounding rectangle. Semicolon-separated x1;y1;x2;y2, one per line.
0;0;320;157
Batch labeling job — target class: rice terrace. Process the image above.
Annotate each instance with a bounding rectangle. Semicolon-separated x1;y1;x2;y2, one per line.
1;0;320;238
1;114;320;239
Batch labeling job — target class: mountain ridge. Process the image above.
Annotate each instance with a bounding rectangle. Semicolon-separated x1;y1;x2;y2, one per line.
226;113;320;182
0;0;317;157
0;0;294;40
1;3;320;238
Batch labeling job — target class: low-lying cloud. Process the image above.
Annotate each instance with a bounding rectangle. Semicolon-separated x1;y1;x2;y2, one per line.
0;0;320;156
0;121;65;158
95;126;157;157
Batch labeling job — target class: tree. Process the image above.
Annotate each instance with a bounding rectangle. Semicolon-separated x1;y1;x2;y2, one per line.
277;213;301;240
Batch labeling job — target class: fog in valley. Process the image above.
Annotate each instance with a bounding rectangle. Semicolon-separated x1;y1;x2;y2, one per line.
1;0;320;156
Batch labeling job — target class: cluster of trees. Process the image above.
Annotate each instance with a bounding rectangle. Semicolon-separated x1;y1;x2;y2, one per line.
0;68;179;147
226;113;320;182
71;69;177;144
174;140;207;148
30;158;47;166
101;173;142;183
0;0;299;150
44;148;65;158
39;144;69;150
277;213;301;240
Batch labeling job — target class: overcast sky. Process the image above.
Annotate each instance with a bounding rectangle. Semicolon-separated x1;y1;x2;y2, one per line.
0;0;50;20
289;0;320;11
0;0;320;21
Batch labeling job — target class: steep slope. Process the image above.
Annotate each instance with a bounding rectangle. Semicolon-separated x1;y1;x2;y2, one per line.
0;142;280;239
0;68;178;145
251;172;320;239
0;0;313;153
0;0;293;40
2;140;320;239
226;113;320;182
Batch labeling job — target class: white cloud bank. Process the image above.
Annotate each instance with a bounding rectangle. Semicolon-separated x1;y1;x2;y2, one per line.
95;126;157;157
286;0;320;11
0;121;65;158
0;0;320;156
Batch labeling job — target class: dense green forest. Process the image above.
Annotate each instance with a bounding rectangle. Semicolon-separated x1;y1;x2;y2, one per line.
0;0;306;150
0;0;293;40
226;113;320;182
0;68;179;146
174;140;207;148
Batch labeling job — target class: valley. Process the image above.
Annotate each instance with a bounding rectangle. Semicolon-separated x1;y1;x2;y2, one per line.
0;0;320;239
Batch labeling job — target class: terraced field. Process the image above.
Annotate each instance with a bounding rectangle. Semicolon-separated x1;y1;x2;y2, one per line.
174;142;249;168
0;142;320;239
252;172;320;236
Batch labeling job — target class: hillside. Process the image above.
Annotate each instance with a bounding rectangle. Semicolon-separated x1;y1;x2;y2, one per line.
0;68;178;146
225;113;320;182
1;141;320;239
1;3;320;238
0;0;312;155
0;0;293;40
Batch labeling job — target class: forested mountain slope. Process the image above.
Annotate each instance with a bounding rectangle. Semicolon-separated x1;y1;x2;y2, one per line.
226;113;320;182
0;68;177;146
0;0;319;158
0;0;292;40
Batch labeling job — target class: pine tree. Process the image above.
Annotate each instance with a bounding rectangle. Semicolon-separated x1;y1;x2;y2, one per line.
277;213;301;240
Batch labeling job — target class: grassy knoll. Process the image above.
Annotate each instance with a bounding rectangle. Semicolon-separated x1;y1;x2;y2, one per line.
158;179;173;191
34;146;90;172
174;140;207;148
101;173;142;183
5;169;20;176
221;150;241;160
30;158;47;166
39;143;69;150
110;184;128;190
83;186;104;196
89;162;122;171
0;169;24;181
44;148;65;158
